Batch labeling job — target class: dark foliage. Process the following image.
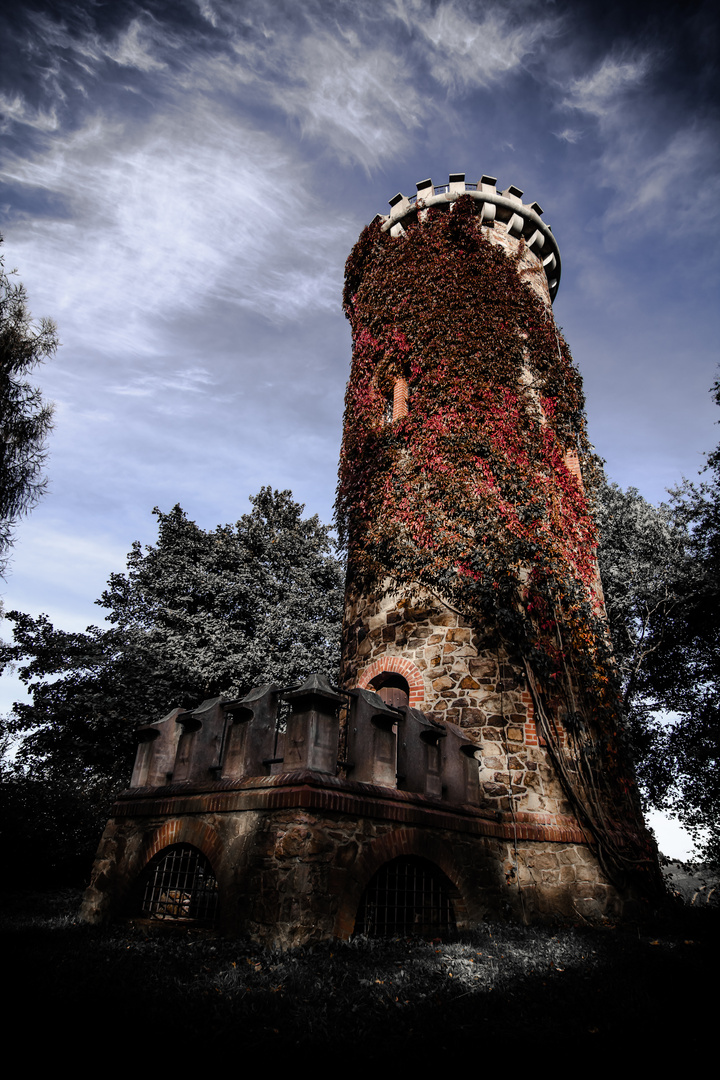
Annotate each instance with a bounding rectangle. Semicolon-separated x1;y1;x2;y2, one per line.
595;479;695;798
597;379;720;864
3;888;717;1060
0;488;345;879
0;240;56;575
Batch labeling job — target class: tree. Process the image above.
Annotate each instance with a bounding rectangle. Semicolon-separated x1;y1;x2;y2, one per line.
638;382;720;864
0;489;345;876
0;241;56;575
595;479;696;754
595;481;691;816
596;385;720;864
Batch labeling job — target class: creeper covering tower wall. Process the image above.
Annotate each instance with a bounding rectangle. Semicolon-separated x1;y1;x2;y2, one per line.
337;172;654;887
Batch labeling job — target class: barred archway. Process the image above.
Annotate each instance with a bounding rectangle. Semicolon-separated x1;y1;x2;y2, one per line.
354;855;458;937
132;843;219;924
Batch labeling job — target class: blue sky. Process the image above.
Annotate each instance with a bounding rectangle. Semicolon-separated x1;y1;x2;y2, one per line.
1;0;718;856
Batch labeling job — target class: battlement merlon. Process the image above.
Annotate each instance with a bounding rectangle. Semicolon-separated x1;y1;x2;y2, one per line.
374;173;561;301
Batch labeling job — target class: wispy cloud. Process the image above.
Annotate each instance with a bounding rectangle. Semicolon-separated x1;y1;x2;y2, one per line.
5;2;565;175
28;9;171;74
194;1;220;31
559;48;720;238
603;125;720;233
105;17;169;72
1;102;350;356
406;0;560;90
553;127;583;143
268;31;422;169
563;54;651;121
109;367;215;398
0;93;59;133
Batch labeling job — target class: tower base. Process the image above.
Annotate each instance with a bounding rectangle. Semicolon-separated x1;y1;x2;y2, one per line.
81;768;643;949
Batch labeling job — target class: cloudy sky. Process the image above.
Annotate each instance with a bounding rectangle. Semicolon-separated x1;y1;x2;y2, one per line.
1;1;718;854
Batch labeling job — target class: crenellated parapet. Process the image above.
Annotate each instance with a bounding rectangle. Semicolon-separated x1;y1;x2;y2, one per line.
128;672;480;808
85;668;631;943
375;172;561;300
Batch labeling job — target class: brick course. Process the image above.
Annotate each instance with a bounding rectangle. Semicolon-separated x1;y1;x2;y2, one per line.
81;771;626;947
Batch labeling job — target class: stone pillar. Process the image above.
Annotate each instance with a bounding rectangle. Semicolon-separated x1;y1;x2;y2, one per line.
222;684;281;779
283;673;345;774
172;697;227;783
346;687;399;787
130;707;183;788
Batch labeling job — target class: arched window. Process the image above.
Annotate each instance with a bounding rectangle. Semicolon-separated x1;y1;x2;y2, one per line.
369;672;410;708
133;844;219;924
382;377;410;424
354;856;458;937
392;377;409;420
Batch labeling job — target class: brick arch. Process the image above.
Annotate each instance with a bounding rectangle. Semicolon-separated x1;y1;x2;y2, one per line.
333;827;468;940
356;656;425;707
137;818;224;878
105;818;225;922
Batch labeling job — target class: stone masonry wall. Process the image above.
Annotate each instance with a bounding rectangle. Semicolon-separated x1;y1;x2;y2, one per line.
341;585;574;821
82;802;623;948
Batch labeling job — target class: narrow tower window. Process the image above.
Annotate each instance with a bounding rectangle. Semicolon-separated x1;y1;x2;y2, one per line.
563;449;584;490
392;376;409;420
383;377;410;424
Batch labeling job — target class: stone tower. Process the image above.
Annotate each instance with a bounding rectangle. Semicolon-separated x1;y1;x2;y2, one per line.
81;173;660;946
337;173;652;891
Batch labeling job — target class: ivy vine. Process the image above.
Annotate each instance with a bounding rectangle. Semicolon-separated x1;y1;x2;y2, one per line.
337;195;617;739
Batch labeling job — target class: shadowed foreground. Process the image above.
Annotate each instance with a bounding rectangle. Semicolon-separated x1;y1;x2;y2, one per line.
5;887;716;1058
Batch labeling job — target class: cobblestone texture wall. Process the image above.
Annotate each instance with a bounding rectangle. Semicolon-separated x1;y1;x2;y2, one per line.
341;586;573;820
82;804;624;948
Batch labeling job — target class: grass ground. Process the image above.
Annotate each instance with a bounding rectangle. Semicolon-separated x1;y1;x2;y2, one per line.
4;884;717;1060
